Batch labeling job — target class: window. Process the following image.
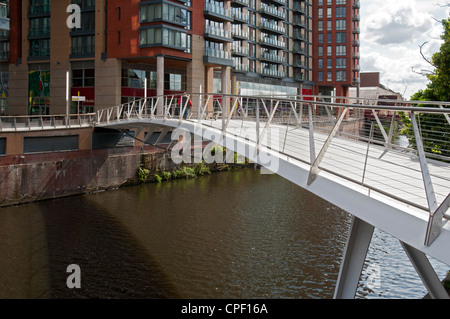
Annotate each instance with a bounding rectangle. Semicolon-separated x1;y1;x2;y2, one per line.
318;71;324;82
336;20;346;30
29;17;50;37
336;32;346;43
29;39;50;57
318;20;323;31
336;70;346;81
336;0;346;4
336;7;346;18
140;26;191;53
327;33;332;43
336;58;346;69
327;58;332;69
336;45;346;56
318;33;323;44
318;46;323;56
318;58;323;69
327;71;332;82
122;69;157;89
327;20;332;31
72;68;95;87
318;8;323;18
327;46;332;56
71;35;95;56
327;8;332;18
140;1;191;29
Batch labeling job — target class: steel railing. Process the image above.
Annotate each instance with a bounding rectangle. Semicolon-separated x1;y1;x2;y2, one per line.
0;113;96;132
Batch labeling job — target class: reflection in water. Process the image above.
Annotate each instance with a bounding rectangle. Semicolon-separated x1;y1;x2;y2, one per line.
0;169;447;299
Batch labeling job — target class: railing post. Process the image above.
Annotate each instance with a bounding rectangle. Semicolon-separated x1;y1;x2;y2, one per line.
411;111;438;213
308;103;315;164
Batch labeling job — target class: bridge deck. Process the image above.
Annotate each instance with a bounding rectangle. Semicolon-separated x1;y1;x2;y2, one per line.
200;118;449;213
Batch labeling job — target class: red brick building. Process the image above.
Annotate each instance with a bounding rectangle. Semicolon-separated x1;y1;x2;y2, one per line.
312;0;360;97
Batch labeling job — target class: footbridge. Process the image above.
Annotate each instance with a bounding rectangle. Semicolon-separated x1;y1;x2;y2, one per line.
2;93;450;298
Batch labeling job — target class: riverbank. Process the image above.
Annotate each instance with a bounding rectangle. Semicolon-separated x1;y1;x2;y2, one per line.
0;144;251;208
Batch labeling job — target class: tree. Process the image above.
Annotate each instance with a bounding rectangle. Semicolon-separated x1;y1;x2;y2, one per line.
400;18;450;159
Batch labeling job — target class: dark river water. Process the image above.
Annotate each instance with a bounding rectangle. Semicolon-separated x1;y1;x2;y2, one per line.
0;168;448;299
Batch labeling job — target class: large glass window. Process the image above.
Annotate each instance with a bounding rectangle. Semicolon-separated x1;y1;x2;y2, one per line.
336;7;346;18
72;68;94;87
29;39;50;57
71;35;94;56
140;1;191;29
139;26;191;53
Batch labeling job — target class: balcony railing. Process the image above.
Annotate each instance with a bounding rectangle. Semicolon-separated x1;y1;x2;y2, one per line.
260;20;285;34
233;10;248;23
259;3;285;20
204;3;233;21
231;27;248;40
231;44;248;56
260;36;285;49
260;52;285;64
204;47;232;60
231;0;249;6
232;63;249;73
204;25;233;41
259;68;285;78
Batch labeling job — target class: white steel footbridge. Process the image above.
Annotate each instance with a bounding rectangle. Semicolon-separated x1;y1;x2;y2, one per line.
1;93;449;299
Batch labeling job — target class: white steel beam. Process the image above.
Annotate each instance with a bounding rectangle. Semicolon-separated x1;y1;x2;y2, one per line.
334;216;374;299
401;242;449;299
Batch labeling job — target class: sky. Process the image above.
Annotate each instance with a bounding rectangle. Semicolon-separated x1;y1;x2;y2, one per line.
359;0;450;99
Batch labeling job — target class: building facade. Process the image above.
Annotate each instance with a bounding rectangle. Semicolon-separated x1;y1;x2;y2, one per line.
2;0;357;116
312;0;360;97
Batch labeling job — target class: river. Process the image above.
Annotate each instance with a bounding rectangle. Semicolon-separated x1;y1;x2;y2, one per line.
0;168;447;299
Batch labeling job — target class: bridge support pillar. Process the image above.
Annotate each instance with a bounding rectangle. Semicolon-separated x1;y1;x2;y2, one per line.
334;216;374;299
401;242;449;299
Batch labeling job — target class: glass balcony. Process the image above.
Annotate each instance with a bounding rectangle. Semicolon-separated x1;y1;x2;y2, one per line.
231;44;248;56
204;25;233;42
231;27;248;40
260;36;285;49
232;62;249;73
260;68;285;78
259;3;285;20
260;52;285;64
260;20;285;35
231;0;249;7
204;2;233;22
204;47;233;66
233;10;248;23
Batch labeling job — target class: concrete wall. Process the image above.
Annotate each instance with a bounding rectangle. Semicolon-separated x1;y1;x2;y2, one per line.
0;147;173;207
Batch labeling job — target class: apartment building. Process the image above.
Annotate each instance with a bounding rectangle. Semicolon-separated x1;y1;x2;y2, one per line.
312;0;360;97
0;0;9;115
2;0;357;116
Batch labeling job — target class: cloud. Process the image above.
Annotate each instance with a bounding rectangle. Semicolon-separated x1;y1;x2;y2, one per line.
364;4;434;45
359;0;449;98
